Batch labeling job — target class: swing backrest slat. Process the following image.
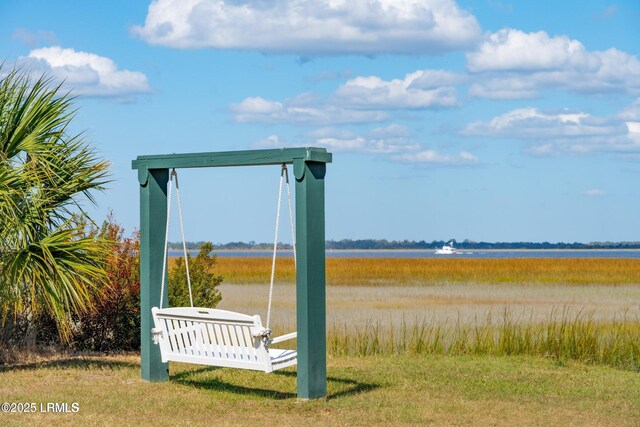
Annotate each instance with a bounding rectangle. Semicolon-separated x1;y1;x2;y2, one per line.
152;307;276;370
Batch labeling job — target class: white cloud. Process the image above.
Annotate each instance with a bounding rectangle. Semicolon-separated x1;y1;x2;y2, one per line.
407;69;467;89
314;124;419;153
17;46;151;98
231;95;387;124
311;124;478;165
334;69;462;109
394;149;478;164
256;124;478;165
133;0;481;55
252;125;418;153
461;106;640;155
466;29;640;97
253;134;293;149
316;136;369;152
468;77;538;99
462;108;620;138
467;29;588;72
369;123;412;138
259;134;281;147
626;121;640;144
581;189;607;197
233;69;462;124
619;98;640;120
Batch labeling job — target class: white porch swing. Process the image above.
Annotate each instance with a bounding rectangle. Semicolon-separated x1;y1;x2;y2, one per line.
150;165;297;373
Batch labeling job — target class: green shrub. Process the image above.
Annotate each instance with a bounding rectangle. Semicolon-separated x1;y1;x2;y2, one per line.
169;242;223;308
0;211;224;360
65;225;224;351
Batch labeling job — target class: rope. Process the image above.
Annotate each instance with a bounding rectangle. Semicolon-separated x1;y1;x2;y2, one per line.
159;169;193;309
284;166;297;265
266;166;285;330
159;171;174;309
266;164;296;331
174;171;194;307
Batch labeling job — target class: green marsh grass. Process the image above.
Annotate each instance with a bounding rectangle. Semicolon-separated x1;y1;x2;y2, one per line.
328;309;640;371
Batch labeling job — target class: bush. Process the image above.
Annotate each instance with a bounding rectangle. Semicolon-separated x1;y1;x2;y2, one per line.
0;212;224;361
72;217;140;352
169;242;223;308
73;225;223;351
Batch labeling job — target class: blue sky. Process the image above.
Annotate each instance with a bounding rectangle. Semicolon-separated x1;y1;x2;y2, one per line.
2;0;640;244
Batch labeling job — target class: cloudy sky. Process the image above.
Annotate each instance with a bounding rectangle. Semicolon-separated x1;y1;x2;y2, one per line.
2;1;639;243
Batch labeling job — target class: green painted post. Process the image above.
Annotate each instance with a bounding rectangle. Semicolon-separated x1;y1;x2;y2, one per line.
294;159;327;399
139;168;169;382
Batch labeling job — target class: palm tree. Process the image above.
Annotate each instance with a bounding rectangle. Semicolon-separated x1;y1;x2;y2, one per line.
0;67;110;339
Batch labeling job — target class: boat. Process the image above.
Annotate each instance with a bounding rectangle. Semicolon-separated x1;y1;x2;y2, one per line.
435;242;458;255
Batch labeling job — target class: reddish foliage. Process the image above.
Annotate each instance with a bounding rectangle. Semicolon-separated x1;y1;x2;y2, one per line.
72;218;141;351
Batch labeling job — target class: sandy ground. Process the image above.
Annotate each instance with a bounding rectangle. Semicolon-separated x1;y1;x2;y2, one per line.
216;282;640;333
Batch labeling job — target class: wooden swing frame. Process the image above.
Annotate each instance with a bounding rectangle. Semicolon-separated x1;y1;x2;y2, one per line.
132;147;331;400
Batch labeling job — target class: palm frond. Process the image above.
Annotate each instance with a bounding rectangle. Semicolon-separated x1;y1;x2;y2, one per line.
0;65;112;340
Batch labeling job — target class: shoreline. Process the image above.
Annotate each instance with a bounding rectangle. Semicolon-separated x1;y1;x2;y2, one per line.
171;248;640;252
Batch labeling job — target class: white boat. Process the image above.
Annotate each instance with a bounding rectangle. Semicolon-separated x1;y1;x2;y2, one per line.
435;242;458;255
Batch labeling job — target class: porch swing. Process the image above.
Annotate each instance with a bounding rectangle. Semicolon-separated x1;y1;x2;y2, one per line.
150;165;297;373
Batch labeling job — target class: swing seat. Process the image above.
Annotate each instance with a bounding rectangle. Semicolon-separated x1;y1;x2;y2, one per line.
151;307;297;373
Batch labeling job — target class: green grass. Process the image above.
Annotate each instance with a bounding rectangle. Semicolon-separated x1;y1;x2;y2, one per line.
3;306;639;426
3;257;634;424
1;354;639;426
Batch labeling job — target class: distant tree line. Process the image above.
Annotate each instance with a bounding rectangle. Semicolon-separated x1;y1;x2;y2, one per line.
169;239;640;251
169;241;293;250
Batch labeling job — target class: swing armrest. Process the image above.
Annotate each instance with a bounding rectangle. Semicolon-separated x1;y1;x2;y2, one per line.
268;332;297;345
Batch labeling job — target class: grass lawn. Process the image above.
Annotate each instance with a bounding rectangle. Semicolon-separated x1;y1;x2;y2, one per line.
1;354;639;426
3;258;637;425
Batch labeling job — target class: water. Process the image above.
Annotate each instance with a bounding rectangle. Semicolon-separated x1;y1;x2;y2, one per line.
169;249;640;259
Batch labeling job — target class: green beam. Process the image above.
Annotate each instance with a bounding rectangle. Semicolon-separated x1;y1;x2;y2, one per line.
294;160;327;399
139;168;169;382
132;147;331;170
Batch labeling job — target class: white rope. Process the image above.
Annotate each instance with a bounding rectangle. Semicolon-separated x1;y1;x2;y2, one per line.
174;171;194;307
284;166;296;265
159;171;174;309
265;164;296;332
266;166;285;330
159;169;193;309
